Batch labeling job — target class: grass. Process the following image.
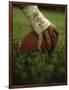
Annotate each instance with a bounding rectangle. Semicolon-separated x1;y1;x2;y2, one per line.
13;7;66;85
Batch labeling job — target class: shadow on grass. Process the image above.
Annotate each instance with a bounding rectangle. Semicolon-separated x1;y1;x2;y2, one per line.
12;39;65;85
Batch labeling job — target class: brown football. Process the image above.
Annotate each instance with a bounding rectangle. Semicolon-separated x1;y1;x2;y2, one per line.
19;29;59;55
19;31;47;52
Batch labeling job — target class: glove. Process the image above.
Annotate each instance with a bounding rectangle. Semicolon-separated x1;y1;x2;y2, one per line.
44;25;59;56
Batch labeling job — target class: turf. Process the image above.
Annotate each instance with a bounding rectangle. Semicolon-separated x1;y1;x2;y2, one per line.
12;7;66;85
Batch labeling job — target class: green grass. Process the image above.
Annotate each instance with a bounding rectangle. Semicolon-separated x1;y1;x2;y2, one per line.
13;7;66;85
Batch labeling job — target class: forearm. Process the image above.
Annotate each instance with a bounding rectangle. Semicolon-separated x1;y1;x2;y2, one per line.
23;5;51;34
